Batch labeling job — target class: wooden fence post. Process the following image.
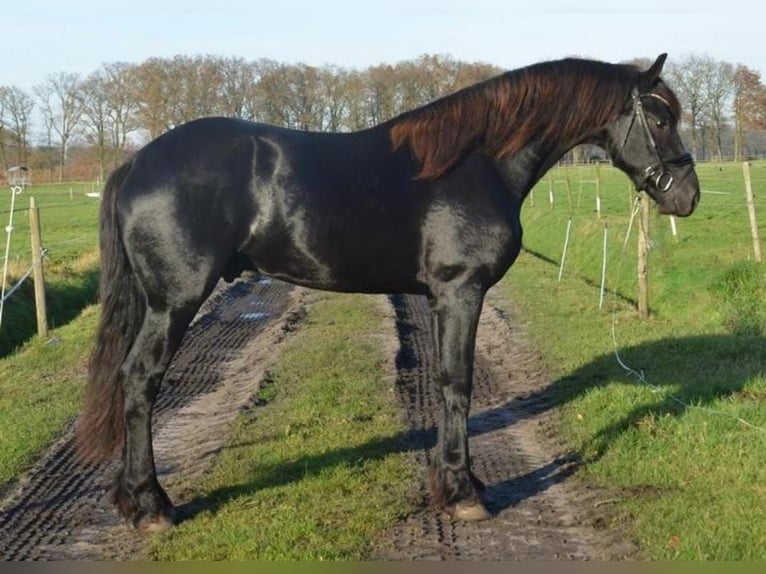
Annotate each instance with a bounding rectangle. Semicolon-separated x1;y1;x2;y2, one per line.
742;161;763;262
637;192;650;318
29;197;48;338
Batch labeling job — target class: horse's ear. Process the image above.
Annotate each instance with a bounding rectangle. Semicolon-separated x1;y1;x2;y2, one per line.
639;53;668;91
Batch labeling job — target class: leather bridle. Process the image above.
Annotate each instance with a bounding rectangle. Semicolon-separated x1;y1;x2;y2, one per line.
617;88;695;193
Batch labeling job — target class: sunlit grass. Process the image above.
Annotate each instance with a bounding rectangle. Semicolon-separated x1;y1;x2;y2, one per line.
150;293;416;560
492;161;766;559
1;162;764;559
1;183;100;356
0;306;97;488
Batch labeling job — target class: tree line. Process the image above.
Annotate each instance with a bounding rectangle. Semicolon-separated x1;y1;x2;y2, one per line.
1;53;765;183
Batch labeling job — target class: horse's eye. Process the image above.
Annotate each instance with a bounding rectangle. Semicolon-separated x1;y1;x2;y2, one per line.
656;119;668;130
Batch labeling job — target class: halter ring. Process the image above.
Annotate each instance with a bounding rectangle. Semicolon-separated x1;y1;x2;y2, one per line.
655;171;674;192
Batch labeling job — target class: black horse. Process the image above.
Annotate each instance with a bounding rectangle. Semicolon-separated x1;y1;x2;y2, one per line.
77;54;699;531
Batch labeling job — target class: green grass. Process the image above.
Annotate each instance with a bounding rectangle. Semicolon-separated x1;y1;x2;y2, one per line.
0;184;101;486
149;292;416;560
0;182;100;355
531;161;765;323
491;161;766;559
0;182;101;265
1;182;417;559
0;305;97;489
1;163;764;559
709;260;766;336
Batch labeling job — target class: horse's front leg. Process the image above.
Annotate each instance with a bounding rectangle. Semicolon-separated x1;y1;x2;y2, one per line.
428;282;491;521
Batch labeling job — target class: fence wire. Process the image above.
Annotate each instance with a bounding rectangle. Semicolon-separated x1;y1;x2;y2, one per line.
0;263;34;333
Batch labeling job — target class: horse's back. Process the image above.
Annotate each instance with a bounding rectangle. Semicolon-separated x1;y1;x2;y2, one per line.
115;117;428;295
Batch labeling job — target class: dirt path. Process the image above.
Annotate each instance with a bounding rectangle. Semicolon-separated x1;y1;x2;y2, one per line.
0;275;300;560
0;280;633;560
373;292;635;560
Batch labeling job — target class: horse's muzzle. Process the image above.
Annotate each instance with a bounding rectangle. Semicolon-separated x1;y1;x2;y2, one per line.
658;182;700;217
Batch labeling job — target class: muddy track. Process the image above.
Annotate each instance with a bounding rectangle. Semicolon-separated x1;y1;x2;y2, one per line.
374;293;634;560
1;280;632;561
0;275;296;560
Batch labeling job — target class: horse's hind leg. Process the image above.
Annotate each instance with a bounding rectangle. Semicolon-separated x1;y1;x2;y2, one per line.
428;281;491;521
113;303;200;531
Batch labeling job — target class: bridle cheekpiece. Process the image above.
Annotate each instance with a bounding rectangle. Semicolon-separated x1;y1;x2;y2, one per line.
617;87;695;193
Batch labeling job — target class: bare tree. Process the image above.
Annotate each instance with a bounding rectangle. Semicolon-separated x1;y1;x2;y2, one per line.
219;57;260;120
667;54;714;158
169;55;225;124
0;87;8;173
10;51;766;175
0;86;34;167
35;72;84;181
80;63;139;181
452;60;502;90
365;64;400;125
133;58;174;139
252;61;325;130
283;64;323;130
80;71;111;181
408;54;462;103
136;54;239;130
39;109;56;180
254;60;293;126
319;65;350;131
706;61;735;161
340;70;370;131
101;63;140;157
397;58;432;111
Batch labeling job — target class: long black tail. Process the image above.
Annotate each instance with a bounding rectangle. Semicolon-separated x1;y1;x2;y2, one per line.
76;158;145;462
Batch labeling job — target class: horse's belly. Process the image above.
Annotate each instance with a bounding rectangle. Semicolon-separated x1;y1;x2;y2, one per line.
243;232;423;294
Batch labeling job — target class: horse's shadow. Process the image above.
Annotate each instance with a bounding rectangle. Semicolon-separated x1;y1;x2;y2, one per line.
176;333;764;523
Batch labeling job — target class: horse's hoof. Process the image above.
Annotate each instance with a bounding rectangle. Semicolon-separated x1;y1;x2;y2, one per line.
450;501;492;522
136;512;176;533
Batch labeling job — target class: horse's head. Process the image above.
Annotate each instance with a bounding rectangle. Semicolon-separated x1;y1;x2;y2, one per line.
607;54;700;217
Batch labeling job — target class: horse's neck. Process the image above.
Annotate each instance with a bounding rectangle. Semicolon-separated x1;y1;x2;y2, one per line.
494;139;579;198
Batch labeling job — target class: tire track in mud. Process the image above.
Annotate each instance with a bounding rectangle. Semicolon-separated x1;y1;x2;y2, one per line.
374;293;633;560
1;281;632;561
0;276;296;560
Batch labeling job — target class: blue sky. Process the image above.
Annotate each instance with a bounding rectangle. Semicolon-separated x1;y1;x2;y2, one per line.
2;0;763;91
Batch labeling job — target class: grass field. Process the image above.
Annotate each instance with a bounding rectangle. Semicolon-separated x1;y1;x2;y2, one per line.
492;160;766;559
0;306;96;487
0;182;100;356
149;292;415;560
0;161;764;559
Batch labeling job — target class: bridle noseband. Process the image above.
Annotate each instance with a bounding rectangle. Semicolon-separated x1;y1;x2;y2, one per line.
617;88;694;193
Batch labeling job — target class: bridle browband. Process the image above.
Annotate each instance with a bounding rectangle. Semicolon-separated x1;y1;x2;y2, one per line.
617;88;695;193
